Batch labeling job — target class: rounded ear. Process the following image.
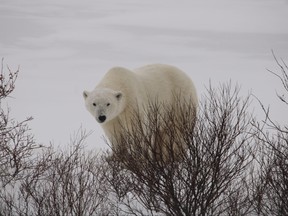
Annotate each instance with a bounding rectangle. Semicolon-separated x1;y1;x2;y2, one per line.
83;91;89;99
115;91;123;100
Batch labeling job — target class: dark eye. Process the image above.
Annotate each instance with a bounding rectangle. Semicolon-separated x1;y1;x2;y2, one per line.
92;103;96;107
107;103;110;107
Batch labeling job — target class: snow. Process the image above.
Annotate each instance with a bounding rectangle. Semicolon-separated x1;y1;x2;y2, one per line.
1;0;288;151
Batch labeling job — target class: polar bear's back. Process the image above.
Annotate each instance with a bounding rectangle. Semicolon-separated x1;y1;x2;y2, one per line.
134;64;197;104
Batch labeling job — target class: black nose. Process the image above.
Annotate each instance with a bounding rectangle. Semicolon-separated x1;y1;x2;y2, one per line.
98;115;106;123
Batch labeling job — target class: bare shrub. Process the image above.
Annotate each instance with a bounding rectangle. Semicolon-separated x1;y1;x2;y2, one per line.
0;59;37;187
0;129;112;216
107;93;196;165
105;83;255;215
0;60;110;215
0;58;18;99
251;53;288;215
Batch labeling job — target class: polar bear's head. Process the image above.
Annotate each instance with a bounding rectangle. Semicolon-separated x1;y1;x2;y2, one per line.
83;88;125;124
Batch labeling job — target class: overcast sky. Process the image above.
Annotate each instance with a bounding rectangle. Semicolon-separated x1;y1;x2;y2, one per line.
1;0;288;151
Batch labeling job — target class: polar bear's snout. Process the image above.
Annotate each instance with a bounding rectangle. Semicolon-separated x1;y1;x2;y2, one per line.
98;115;106;123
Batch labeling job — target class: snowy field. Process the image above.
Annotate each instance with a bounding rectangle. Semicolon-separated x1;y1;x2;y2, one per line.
1;0;288;151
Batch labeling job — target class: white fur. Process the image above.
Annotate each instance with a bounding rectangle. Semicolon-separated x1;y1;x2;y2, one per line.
83;64;198;150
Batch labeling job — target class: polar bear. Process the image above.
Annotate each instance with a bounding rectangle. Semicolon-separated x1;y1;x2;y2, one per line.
83;64;198;161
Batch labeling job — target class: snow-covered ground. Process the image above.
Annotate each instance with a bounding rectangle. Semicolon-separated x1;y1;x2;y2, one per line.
1;0;288;150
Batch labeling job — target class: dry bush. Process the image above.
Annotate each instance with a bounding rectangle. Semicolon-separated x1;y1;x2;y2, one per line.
0;59;37;187
0;130;111;216
251;53;288;215
107;92;197;164
105;83;255;215
18;130;108;216
0;58;18;99
0;60;110;216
